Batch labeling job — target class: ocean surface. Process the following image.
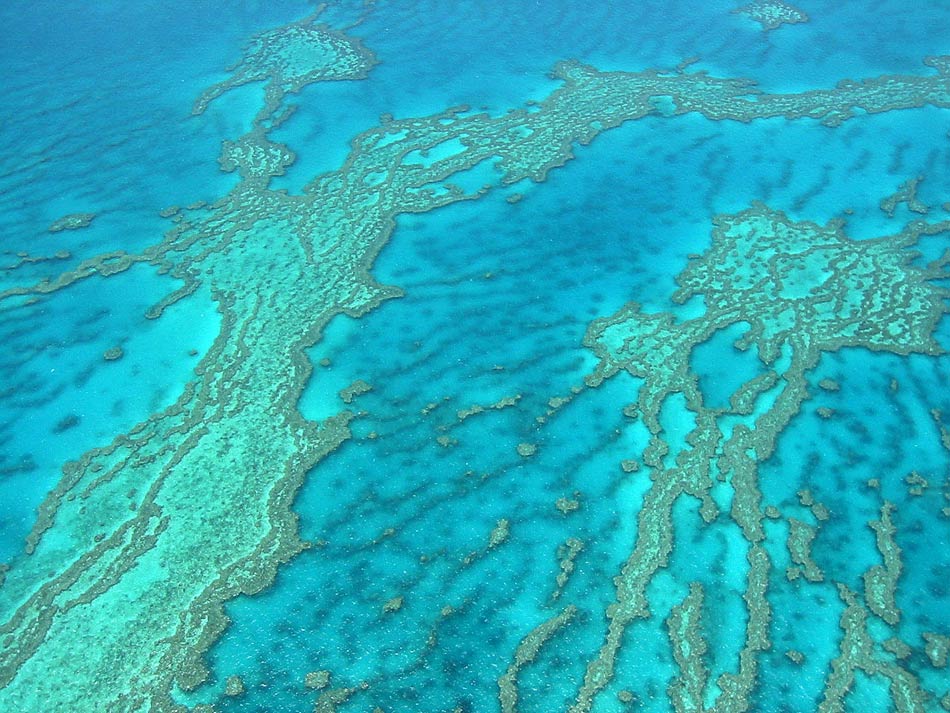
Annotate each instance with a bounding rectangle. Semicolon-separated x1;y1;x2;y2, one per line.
1;1;949;711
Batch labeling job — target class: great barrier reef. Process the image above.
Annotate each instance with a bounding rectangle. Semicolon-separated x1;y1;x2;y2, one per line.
1;1;949;711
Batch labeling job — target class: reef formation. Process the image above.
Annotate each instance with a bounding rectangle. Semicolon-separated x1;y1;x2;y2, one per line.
0;6;949;712
576;204;949;713
734;1;809;32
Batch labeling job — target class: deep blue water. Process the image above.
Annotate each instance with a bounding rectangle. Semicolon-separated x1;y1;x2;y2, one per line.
1;1;949;711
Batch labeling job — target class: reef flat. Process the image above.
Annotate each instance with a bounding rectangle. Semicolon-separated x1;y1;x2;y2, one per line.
579;203;949;713
0;2;949;712
734;1;809;32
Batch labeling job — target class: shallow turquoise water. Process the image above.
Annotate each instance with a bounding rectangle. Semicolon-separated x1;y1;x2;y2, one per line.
1;1;949;711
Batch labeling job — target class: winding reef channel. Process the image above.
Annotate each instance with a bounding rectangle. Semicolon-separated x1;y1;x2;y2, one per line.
1;8;949;712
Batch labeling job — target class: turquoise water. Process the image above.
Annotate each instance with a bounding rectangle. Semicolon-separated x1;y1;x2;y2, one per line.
1;1;949;711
